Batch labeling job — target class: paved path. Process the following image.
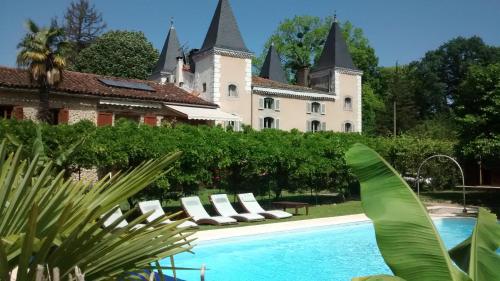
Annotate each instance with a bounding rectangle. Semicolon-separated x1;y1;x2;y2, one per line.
193;214;369;242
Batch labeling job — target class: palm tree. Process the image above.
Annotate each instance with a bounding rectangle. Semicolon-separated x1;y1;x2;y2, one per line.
17;19;67;123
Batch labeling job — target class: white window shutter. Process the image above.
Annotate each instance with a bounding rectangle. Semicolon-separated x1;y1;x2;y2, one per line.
321;122;326;131
306;120;311;132
259;98;264;110
235;121;241;132
275;118;280;130
321;103;326;115
306;102;311;114
274;99;280;111
259;118;264;129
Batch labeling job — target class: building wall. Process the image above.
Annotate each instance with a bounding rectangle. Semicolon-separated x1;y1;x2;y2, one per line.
194;54;215;103
252;93;337;131
332;71;362;132
217;56;252;125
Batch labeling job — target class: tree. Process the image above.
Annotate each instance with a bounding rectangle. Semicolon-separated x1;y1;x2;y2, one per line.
74;30;159;80
255;16;379;84
17;20;67;123
456;63;500;162
362;83;385;135
58;0;106;68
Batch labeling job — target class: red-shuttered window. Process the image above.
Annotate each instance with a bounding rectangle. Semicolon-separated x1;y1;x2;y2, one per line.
144;115;157;127
58;108;69;124
97;112;113;127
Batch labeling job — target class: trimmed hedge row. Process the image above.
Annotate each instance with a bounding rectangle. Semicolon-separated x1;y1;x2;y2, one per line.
0;119;458;201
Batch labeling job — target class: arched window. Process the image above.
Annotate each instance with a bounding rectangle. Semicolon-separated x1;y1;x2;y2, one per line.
311;120;321;132
228;84;238;97
311;102;321;113
344;97;352;111
344;122;353;133
264;117;274;129
264;98;274;109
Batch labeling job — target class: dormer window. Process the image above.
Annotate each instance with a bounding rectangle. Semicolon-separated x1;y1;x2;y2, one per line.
228;84;238;97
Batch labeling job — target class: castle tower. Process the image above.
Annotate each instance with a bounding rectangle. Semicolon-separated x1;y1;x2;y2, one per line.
192;0;253;125
260;44;287;83
151;20;183;84
310;16;363;132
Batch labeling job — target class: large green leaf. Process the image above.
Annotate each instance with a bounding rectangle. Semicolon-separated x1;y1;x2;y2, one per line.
449;208;499;281
353;275;407;281
346;143;470;281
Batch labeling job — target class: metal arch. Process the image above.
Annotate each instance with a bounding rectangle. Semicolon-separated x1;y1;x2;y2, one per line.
416;155;467;213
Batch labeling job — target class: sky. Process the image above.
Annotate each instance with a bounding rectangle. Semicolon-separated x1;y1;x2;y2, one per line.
0;0;499;67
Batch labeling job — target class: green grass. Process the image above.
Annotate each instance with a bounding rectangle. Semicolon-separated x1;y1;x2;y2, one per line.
161;189;364;230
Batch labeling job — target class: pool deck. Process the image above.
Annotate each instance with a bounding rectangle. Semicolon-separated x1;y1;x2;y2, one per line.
193;206;477;242
194;214;370;242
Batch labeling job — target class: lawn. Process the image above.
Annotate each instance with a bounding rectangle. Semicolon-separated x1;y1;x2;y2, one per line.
161;189;364;230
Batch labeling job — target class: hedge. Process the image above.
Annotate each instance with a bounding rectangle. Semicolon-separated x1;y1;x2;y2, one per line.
0;119;458;202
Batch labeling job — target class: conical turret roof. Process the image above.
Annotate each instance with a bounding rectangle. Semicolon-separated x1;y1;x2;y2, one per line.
153;25;182;75
313;20;357;71
260;44;287;83
200;0;250;53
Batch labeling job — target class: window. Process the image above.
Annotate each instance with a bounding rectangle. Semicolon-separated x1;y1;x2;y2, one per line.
264;98;274;109
344;97;353;111
202;83;207;93
264;117;274;129
0;106;13;119
311;120;321;132
228;84;238;97
344;122;353;133
311;102;321;113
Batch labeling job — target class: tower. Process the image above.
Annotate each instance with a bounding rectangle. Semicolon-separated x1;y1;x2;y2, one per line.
310;16;363;132
192;0;253;124
151;19;183;85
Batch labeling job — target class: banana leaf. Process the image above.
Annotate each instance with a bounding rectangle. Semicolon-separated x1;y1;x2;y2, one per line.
353;275;407;281
449;208;500;281
346;143;470;281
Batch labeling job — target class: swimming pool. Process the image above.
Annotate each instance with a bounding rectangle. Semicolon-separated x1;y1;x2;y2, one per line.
168;218;476;281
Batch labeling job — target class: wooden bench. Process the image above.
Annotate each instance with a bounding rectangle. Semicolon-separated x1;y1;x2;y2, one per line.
272;201;310;215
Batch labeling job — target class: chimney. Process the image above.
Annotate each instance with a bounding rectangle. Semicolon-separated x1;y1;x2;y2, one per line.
176;56;184;87
296;67;310;87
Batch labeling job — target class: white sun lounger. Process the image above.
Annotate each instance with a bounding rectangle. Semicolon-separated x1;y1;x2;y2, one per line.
102;207;145;230
138;200;198;229
237;193;293;219
180;196;237;226
210;194;265;222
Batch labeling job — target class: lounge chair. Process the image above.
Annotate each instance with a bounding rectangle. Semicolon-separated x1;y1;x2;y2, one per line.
210;194;265;222
138;200;198;229
237;193;293;219
102;207;145;230
180;196;237;226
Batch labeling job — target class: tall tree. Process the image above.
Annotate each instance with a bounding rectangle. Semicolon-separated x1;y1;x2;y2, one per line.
17;20;67;123
255;16;379;84
62;0;106;52
74;30;159;80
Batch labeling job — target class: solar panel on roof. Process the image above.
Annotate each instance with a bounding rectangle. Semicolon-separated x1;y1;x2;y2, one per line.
98;78;155;92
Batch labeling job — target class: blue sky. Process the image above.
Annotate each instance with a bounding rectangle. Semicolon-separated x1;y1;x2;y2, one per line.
1;0;499;67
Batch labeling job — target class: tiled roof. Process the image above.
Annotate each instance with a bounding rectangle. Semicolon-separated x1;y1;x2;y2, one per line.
252;76;326;94
260;45;287;83
0;66;216;107
313;21;357;72
152;26;183;75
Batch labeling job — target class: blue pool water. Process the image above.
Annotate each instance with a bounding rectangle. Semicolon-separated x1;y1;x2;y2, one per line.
168;218;476;281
